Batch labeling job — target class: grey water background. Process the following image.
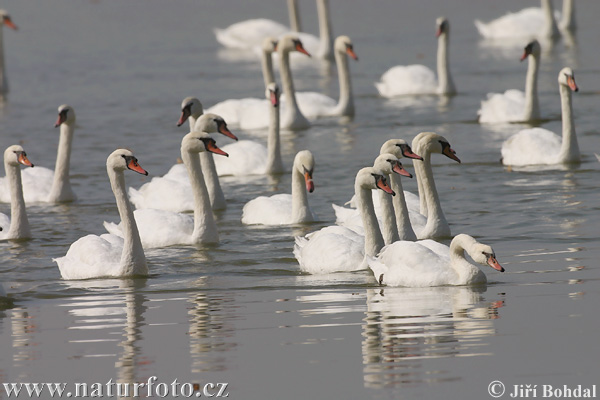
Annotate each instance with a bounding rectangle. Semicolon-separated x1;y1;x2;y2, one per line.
0;0;599;399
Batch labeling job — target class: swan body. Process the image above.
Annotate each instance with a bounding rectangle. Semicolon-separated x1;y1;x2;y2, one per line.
294;167;395;274
242;150;314;225
0;145;34;240
474;0;560;40
368;234;505;287
376;17;455;97
129;113;237;212
104;133;227;248
215;83;284;176
0;10;17;97
501;67;579;166
54;149;149;279
479;41;541;123
1;105;77;203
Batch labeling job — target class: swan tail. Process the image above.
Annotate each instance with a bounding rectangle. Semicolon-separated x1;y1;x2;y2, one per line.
102;221;122;237
293;235;308;264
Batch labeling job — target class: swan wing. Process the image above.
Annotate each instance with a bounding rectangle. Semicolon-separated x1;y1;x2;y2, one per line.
129;176;194;212
375;65;438;97
214;140;268;176
214;18;289;49
474;7;558;39
54;234;125;280
501;127;562;166
478;89;527;123
241;193;293;225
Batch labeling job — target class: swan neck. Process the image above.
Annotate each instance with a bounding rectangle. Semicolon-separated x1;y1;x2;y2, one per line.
357;185;384;257
199;152;226;209
436;32;455;95
107;166;146;275
378;185;399;245
317;0;333;59
559;84;579;162
449;235;482;282
0;27;6;95
414;145;450;237
287;0;301;32
261;48;275;89
183;150;218;241
5;162;30;238
334;46;354;116
561;0;576;31
279;49;301;120
524;53;540;121
49;123;75;201
265;103;283;174
541;0;560;38
390;174;417;241
291;165;310;223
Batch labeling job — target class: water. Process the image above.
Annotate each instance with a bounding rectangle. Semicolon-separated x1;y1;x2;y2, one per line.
1;0;599;399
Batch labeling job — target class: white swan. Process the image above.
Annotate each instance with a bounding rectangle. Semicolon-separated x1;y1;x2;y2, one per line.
560;0;576;33
1;105;77;203
104;132;228;248
474;0;560;41
0;9;17;97
478;41;541;123
207;35;311;131
129;113;236;212
375;17;455;97
0;145;33;241
294;167;395;274
501;67;579;166
54;149;149;280
215;83;284;176
242;150;315;225
368;234;505;287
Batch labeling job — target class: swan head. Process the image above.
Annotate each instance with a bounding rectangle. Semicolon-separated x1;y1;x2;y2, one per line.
469;242;505;272
334;35;358;61
435;17;449;38
4;145;34;168
356;167;395;196
413;132;461;163
177;97;203;127
54;105;75;128
380;139;423;161
278;34;311;57
520;40;541;62
0;10;17;30
265;82;280;107
293;150;315;193
194;113;238;141
262;36;278;54
558;67;578;92
181;131;228;157
107;149;148;176
373;153;412;178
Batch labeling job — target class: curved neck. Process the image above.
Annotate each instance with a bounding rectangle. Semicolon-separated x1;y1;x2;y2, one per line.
199;152;226;209
291;167;310;223
5;163;30;239
182;150;219;242
541;0;560;39
357;185;384;257
524;54;541;121
0;27;6;96
316;0;333;59
390;174;417;241
436;32;455;95
265;103;283;174
333;47;354;116
558;84;579;162
261;49;275;89
288;0;301;32
48;123;75;201
378;186;398;245
561;0;576;31
449;235;482;283
107;167;147;276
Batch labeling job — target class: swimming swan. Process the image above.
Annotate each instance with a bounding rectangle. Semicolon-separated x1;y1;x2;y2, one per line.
0;145;33;240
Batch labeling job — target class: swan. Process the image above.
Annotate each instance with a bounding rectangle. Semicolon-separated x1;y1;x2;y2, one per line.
375;17;455;97
474;0;560;41
104;132;228;248
560;0;576;33
333;139;423;242
478;41;541;124
0;145;34;241
0;105;77;203
294;166;395;274
241;150;315;225
0;9;17;97
215;83;284;176
129;113;237;212
501;67;579;166
54;149;149;280
206;35;311;131
176;96;203;129
368;234;505;287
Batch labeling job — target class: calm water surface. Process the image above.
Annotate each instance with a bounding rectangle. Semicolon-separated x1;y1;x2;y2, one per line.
1;1;599;399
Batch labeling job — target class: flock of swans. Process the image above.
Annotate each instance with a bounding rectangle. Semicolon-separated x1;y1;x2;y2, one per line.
0;0;589;295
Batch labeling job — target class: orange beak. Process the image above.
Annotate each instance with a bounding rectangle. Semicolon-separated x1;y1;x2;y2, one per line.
304;171;314;193
18;152;34;167
392;162;412;178
295;42;311;57
400;145;423;160
127;158;148;176
376;176;395;196
487;255;505;272
177;107;191;127
218;122;238;141
346;47;358;61
270;89;279;107
3;17;17;31
442;146;461;163
567;75;579;92
54;113;66;128
206;140;228;157
520;50;529;62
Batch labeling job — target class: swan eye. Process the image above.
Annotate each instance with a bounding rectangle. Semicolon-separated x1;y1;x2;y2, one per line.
303;166;313;176
524;43;534;54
